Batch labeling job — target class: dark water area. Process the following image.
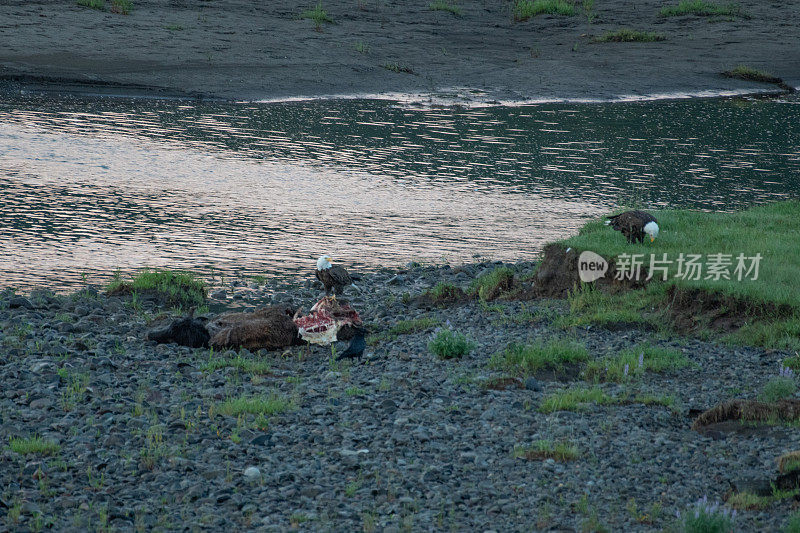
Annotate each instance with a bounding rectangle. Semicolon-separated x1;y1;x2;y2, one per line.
1;94;798;290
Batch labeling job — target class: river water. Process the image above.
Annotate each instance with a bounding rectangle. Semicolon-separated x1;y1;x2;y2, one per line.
1;94;798;290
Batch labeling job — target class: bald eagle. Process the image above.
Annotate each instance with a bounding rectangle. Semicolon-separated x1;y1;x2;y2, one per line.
315;255;357;295
605;210;659;243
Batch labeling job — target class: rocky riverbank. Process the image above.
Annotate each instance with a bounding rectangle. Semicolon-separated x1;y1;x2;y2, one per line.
1;260;799;531
1;0;799;103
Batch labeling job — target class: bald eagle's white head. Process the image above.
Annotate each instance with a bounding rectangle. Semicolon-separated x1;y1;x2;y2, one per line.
317;255;333;270
644;221;659;242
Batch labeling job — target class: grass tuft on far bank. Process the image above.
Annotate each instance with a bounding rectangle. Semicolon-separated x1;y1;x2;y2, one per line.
429;1;462;16
300;2;333;30
513;0;576;21
77;0;105;10
659;0;746;18
592;29;666;43
723;65;782;84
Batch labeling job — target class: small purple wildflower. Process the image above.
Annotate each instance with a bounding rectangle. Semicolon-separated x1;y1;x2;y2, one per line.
623;363;629;377
638;351;644;368
780;364;794;378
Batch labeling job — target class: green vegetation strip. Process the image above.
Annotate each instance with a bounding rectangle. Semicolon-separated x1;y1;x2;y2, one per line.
592;29;665;43
539;385;674;413
513;0;576;21
216;392;293;417
429;1;462;16
513;440;580;461
9;436;61;456
660;1;746;18
723;65;784;85
489;339;588;376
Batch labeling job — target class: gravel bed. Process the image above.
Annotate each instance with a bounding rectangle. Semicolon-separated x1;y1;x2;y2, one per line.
1;261;798;531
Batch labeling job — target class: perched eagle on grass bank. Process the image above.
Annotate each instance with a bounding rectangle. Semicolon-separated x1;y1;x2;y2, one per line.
315;255;357;295
605;210;659;243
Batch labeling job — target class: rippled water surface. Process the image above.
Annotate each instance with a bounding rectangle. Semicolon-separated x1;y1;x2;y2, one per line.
1;95;798;289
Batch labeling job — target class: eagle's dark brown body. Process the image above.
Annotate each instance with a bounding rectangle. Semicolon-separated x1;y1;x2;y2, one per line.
316;265;353;295
208;305;302;351
606;210;658;244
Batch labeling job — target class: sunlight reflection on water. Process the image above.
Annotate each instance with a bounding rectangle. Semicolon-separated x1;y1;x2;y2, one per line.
0;95;798;289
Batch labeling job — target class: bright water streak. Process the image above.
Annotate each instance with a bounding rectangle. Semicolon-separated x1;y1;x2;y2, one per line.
0;96;798;290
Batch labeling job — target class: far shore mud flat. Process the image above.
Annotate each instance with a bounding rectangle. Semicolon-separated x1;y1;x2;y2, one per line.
2;254;800;531
1;0;799;103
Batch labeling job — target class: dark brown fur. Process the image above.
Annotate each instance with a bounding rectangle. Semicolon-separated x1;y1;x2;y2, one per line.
208;305;302;351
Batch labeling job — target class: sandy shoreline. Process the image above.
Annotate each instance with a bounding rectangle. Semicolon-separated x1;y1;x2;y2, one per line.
1;0;798;103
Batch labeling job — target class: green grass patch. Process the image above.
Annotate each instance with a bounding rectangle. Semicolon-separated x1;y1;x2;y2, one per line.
216;392;293;417
784;355;800;372
785;512;800;533
555;283;664;330
354;41;369;54
539;385;675;413
421;282;465;306
489;339;588;376
201;354;272;375
539;386;615;413
513;0;576;20
106;269;206;309
470;267;515;301
165;24;184;31
723;65;782;84
558;201;800;350
759;377;797;403
592;29;665;43
110;0;132;14
727;488;800;510
583;343;691;382
659;0;746;18
428;328;475;359
429;1;462;15
77;0;106;10
382;62;415;74
300;2;333;30
778;451;800;474
727;320;800;351
513;440;580;461
9;436;61;456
